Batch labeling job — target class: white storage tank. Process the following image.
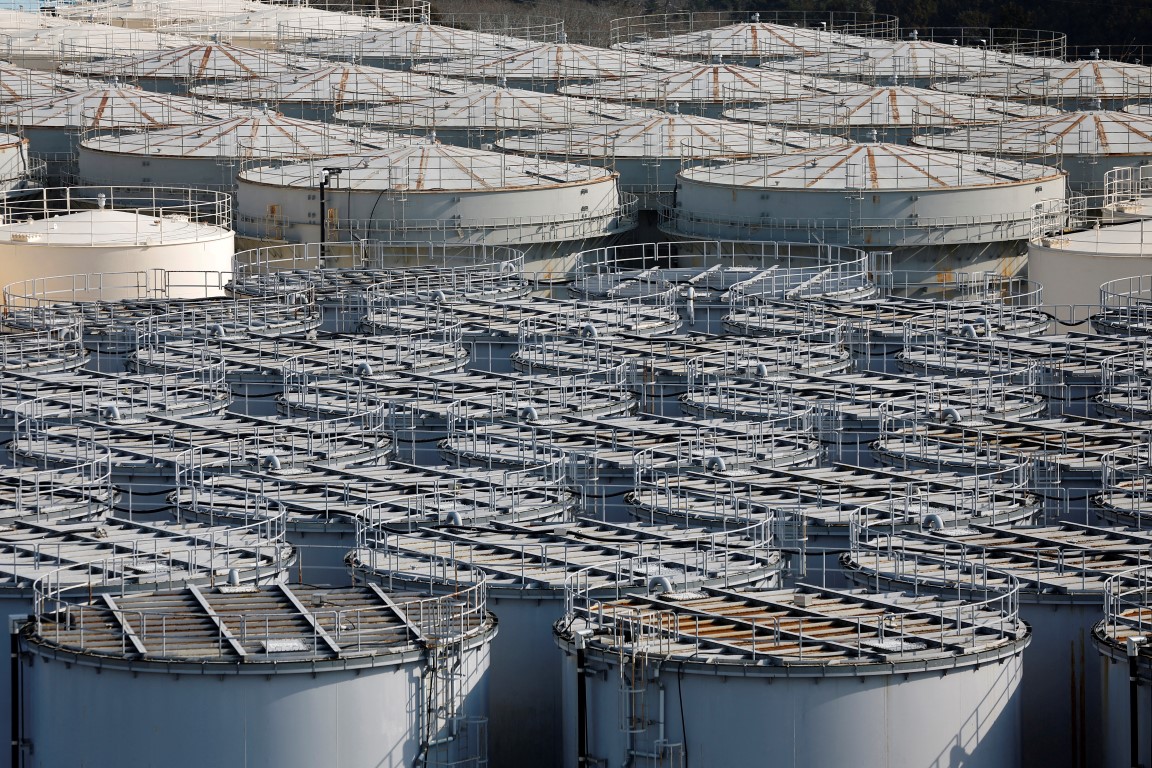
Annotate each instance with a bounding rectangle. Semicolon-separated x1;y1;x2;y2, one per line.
19;582;495;768
0;186;234;296
497;110;849;208
725;83;1058;144
663;141;1066;279
1093;569;1152;768
335;83;657;148
289;20;530;69
234;141;635;281
0;23;192;72
1012;54;1152;109
0;61;91;103
350;518;784;768
189;63;473;121
77;108;403;190
1028;221;1152;310
162;5;398;50
0;131;38;196
913;109;1152;193
54;0;269;29
0;83;228;169
66;42;321;94
414;38;685;92
559;62;852;117
556;582;1028;768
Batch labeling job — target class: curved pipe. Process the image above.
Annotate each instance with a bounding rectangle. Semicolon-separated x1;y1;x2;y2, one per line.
445;510;463;526
755;363;769;378
974;316;993;338
519;406;539;423
705;456;727;473
580;323;598;339
431;290;447;304
101;404;121;422
354;361;373;378
261;454;282;472
922;513;945;531
648;575;673;595
942;407;962;424
207;323;225;338
960;323;977;338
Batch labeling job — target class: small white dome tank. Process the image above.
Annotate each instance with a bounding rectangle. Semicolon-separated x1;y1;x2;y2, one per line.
288;21;531;69
556;583;1028;768
54;0;269;30
663;142;1066;279
20;582;495;768
0;83;227;163
913;109;1152;193
1029;222;1152;310
0;186;234;295
725;83;1059;144
1013;55;1152;109
234;141;634;280
497;111;848;207
559;63;851;118
77;109;403;190
413;40;685;92
188;63;473;121
335;84;658;147
65;42;322;94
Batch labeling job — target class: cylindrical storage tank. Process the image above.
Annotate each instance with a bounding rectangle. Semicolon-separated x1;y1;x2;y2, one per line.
0;25;192;72
188;64;474;121
19;581;494;768
64;42;321;94
53;0;269;29
0;61;92;103
1011;56;1152;110
76;109;403;190
335;84;659;148
556;582;1028;768
288;21;531;69
843;523;1152;768
172;458;576;584
0;131;39;196
234;141;636;281
725;84;1059;144
413;40;686;93
0;187;234;295
0;84;227;178
913;110;1152;193
559;63;852;118
162;5;397;50
349;518;785;768
496;111;848;209
1093;568;1152;768
1029;224;1152;311
663;142;1067;280
0;513;294;767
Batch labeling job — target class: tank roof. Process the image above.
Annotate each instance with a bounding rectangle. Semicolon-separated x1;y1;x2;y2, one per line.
561;583;1028;670
70;42;322;80
55;0;267;26
0;84;227;129
0;25;193;62
0;209;230;247
726;84;1058;127
334;84;658;132
771;38;1047;79
28;582;493;665
0;515;291;591
616;20;875;58
290;22;531;61
349;518;781;592
80;109;402;159
913;110;1152;157
496;111;848;159
559;63;851;103
414;42;686;81
189;63;472;104
164;6;399;38
239;141;615;192
1034;218;1152;255
847;521;1152;596
677;142;1062;190
0;63;91;103
1015;57;1152;98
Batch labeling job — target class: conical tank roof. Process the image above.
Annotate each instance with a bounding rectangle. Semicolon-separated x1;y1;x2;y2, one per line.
56;0;268;28
165;6;398;40
912;110;1152;157
0;24;193;63
1014;57;1152;99
725;84;1058;127
0;83;228;129
932;70;1058;98
496;111;848;159
334;84;658;131
616;20;876;58
189;64;472;104
290;22;531;62
770;38;1052;79
0;8;80;30
80;108;404;159
0;62;91;103
69;42;323;80
414;42;686;81
678;142;1062;190
560;63;849;103
239;139;615;192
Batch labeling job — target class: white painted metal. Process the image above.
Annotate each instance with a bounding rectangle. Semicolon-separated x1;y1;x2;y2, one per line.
289;21;531;67
1029;221;1152;310
0;62;91;103
0;23;192;71
163;6;400;49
